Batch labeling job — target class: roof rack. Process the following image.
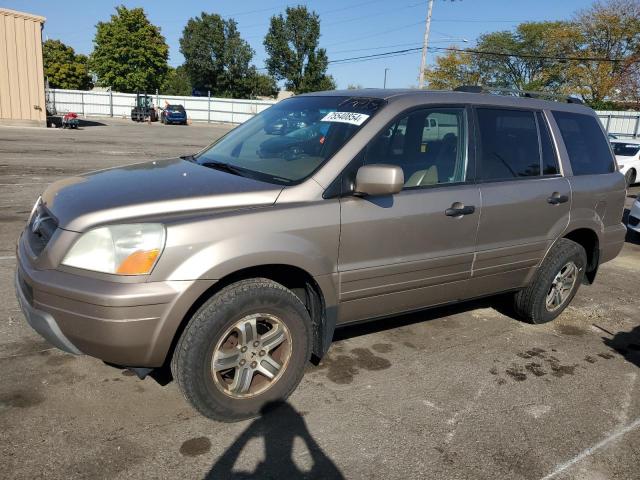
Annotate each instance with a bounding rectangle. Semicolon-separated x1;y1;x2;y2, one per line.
453;85;584;104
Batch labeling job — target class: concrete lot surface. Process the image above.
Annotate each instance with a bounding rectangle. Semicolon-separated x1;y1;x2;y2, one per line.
1;119;639;479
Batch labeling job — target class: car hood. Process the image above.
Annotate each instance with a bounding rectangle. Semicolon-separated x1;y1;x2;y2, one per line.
41;158;283;232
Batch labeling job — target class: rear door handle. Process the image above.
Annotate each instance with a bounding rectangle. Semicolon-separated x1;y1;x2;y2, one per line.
445;204;476;217
547;193;569;205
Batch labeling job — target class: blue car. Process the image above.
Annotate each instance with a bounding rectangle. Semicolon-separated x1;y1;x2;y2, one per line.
160;104;187;125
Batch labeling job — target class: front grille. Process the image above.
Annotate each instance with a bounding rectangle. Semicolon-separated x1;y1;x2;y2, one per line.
629;215;640;227
26;203;58;256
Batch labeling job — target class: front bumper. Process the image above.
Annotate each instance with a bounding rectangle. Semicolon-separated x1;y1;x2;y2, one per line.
16;235;215;366
15;271;82;355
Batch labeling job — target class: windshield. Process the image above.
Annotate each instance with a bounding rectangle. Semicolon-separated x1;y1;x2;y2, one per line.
167;105;184;111
196;96;385;184
612;142;640;157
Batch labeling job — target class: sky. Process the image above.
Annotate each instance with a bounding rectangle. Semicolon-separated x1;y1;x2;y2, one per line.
4;0;595;90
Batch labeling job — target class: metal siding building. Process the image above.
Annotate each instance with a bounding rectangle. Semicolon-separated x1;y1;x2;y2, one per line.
0;8;46;127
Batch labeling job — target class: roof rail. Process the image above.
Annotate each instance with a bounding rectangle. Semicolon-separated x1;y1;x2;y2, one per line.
453;85;584;105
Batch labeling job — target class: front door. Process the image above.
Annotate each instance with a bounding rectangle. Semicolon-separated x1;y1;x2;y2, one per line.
467;108;571;298
337;106;481;323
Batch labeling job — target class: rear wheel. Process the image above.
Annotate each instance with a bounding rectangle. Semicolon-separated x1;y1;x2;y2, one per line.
171;278;311;422
625;169;636;187
513;238;587;324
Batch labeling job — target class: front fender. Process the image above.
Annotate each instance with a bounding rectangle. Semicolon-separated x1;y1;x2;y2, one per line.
165;233;336;281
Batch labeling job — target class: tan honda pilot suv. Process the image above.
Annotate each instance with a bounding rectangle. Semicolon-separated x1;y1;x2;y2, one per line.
16;88;627;421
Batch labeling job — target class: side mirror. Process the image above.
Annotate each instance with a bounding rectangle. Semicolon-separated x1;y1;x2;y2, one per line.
354;164;404;196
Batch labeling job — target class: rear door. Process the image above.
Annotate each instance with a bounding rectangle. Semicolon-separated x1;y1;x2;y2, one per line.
467;107;571;298
337;106;481;323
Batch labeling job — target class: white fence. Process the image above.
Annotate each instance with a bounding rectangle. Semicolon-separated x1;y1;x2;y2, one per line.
47;88;640;135
47;88;276;124
596;111;640;138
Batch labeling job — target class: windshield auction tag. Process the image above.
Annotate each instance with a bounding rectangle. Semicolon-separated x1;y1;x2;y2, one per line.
321;111;370;126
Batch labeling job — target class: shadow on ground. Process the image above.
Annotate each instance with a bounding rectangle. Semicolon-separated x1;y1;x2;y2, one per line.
604;325;640;368
77;119;108;127
46;116;108;128
206;401;344;479
333;293;516;343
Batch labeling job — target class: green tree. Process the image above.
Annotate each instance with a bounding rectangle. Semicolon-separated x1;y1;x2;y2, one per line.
425;50;480;90
567;0;640;104
180;13;263;98
264;6;336;93
160;66;192;96
473;21;578;91
249;72;279;98
43;39;93;90
90;6;169;93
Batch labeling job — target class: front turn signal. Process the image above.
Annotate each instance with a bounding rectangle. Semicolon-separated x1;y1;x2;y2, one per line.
116;249;161;275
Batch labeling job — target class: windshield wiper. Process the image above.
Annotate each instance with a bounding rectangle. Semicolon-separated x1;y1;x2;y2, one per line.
199;161;248;177
200;160;294;185
180;154;195;162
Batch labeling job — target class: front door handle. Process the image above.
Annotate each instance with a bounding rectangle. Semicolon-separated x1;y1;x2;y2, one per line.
547;192;569;205
445;203;476;217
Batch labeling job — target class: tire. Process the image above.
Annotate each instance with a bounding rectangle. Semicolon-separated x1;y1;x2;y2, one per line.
171;278;312;422
625;169;636;187
513;238;587;324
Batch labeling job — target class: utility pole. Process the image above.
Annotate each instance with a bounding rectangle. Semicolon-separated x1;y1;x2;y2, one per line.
383;68;390;88
418;0;435;89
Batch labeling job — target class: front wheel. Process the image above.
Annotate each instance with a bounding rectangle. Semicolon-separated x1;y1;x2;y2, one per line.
171;278;311;422
513;238;587;324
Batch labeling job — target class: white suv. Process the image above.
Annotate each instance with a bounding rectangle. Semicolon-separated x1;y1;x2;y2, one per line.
612;139;640;186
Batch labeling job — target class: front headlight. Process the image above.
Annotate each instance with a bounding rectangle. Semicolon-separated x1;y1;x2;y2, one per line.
62;224;165;275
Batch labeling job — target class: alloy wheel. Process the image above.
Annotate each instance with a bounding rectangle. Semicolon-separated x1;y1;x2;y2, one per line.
211;313;291;398
545;261;578;312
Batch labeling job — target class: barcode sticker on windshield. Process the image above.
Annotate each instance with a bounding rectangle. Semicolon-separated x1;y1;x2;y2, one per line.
321;111;370;126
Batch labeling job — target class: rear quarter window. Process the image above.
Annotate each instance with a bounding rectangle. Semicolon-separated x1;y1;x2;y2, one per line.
552;111;615;175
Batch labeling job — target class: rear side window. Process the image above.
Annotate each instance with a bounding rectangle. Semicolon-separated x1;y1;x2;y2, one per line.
476;108;540;180
552;111;615;175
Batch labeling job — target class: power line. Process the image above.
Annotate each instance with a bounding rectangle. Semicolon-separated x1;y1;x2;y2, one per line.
328;42;422;55
431;46;632;63
331;47;422;64
330;50;421;67
323;45;636;68
431;18;530;23
323;20;424;47
327;40;458;55
239;0;422;31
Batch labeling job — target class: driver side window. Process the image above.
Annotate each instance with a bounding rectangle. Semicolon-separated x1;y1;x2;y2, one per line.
364;107;468;188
